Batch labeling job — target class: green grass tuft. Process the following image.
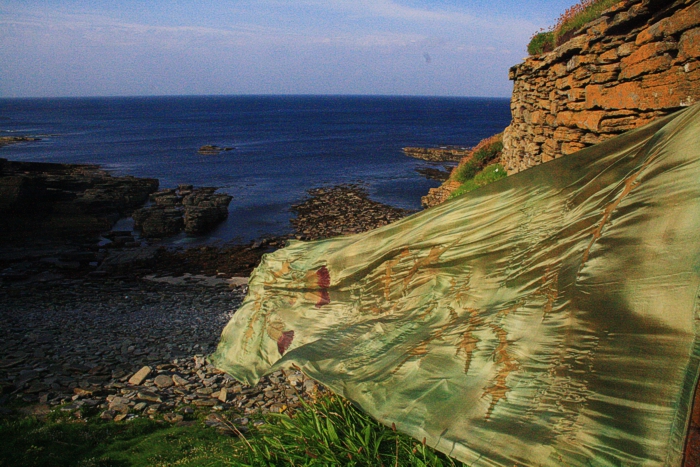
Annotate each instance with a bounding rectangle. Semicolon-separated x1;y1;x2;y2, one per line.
0;415;241;467
527;31;555;55
449;164;507;199
556;0;619;42
452;141;503;184
234;394;467;466
527;0;621;55
0;395;469;466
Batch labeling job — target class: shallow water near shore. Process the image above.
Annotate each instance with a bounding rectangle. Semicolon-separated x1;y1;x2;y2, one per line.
0;95;510;243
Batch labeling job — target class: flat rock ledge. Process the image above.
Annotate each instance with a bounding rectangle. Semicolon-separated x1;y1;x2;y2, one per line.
0;158;159;242
0;136;41;149
403;146;470;162
197;145;235;155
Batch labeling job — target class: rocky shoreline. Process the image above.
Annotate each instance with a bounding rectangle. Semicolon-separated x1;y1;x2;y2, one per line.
290;184;412;240
0;136;41;149
403;145;470;162
0;158;159;242
0;175;412;433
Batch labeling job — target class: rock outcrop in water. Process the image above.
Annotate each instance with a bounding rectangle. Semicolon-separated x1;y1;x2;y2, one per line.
0;158;158;241
197;145;235;155
403;146;470;162
0;136;40;149
132;185;232;238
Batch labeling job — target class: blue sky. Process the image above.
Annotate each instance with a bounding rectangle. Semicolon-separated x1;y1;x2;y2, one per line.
1;1;580;98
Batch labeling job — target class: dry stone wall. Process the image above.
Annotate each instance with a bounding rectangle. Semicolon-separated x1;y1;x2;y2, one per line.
502;0;700;174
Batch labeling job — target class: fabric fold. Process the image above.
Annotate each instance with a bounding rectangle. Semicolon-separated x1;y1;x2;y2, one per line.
212;104;700;466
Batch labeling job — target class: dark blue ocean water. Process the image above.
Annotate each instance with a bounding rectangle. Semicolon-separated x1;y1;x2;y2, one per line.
0;95;511;243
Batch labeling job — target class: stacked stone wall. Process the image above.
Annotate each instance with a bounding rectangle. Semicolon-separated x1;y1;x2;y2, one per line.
502;0;700;174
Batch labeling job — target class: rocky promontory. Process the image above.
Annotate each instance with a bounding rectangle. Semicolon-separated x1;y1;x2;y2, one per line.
133;185;233;238
0;158;159;242
290;185;411;240
402;146;470;162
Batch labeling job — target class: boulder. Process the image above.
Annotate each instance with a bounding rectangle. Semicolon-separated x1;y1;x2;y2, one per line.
132;206;184;238
184;194;232;235
133;186;232;237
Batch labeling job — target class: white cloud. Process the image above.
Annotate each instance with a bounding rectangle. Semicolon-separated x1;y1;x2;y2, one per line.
0;2;528;97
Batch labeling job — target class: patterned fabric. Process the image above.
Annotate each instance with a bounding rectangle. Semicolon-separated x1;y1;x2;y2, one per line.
212;104;700;466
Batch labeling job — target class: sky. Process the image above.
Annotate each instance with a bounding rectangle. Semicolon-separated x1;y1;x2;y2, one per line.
0;1;580;98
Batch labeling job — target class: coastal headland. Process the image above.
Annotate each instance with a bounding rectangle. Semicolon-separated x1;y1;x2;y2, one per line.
425;0;700;208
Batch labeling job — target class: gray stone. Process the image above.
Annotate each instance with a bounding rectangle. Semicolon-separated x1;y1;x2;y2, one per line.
137;390;162;403
163;413;184;423
193;399;217;407
110;403;129;414
172;374;188;386
133;402;147;411
154;374;173;389
128;366;151;386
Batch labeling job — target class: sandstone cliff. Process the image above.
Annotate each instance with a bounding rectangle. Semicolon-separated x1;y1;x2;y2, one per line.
502;0;700;174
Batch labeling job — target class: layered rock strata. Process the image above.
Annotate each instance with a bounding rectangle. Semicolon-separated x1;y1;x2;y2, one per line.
502;0;700;173
402;146;470;162
0;158;158;241
132;185;232;238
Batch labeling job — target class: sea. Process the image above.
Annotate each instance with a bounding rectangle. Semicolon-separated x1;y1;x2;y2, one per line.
0;95;511;244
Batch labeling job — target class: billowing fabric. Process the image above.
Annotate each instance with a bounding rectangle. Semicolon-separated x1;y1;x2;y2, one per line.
212;104;700;466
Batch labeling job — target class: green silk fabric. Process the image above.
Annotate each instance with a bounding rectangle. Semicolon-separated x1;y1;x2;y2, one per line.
212;104;700;466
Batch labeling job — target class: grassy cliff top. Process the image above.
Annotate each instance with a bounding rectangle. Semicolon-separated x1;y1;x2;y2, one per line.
528;0;621;55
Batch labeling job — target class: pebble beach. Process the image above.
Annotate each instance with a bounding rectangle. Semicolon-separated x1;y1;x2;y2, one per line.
0;182;411;433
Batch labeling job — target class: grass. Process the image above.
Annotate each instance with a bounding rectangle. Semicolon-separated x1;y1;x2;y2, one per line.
527;0;621;55
446;134;504;199
452;141;503;184
449;164;507;199
0;414;241;467
527;31;555;55
0;394;468;467
234;394;466;466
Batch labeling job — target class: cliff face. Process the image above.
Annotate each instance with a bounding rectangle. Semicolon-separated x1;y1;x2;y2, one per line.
502;0;700;174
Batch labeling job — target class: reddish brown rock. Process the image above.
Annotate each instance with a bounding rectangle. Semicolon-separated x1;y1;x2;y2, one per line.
502;0;700;174
679;27;700;60
622;41;676;68
619;54;673;80
636;3;700;45
561;142;586;155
